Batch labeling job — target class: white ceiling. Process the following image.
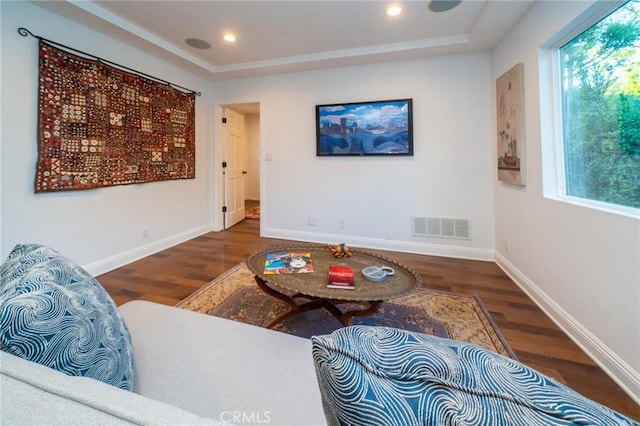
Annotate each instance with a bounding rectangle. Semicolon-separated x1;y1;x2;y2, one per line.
32;1;534;81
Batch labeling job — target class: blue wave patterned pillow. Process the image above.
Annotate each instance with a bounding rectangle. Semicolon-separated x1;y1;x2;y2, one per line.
0;243;134;391
312;326;639;426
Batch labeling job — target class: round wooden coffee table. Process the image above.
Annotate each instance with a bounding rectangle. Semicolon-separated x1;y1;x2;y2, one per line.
246;244;422;328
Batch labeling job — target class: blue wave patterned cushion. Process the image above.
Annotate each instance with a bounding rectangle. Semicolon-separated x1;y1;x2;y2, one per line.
0;243;134;391
312;326;639;426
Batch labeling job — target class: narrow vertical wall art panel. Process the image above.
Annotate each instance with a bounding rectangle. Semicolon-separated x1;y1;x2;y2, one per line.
35;41;196;193
496;63;526;186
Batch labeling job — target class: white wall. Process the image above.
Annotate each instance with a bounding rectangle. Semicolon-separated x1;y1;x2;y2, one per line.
1;1;215;273
492;0;640;402
211;53;496;260
1;2;497;270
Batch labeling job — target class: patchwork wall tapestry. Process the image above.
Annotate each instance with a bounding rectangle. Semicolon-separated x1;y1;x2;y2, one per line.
35;40;196;193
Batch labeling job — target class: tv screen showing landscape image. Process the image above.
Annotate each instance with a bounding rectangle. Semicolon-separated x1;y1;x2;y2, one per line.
316;98;413;156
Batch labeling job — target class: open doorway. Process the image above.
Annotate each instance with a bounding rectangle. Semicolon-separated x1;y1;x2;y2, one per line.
221;102;260;229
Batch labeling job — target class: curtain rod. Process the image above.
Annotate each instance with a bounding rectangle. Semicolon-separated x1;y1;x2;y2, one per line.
18;27;201;97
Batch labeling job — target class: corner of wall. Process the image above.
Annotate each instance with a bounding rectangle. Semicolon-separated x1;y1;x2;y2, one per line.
495;251;640;405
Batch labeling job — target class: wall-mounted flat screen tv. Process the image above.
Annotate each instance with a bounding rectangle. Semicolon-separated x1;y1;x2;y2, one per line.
316;98;413;156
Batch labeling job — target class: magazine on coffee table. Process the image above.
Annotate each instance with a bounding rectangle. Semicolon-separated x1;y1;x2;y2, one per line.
263;252;314;274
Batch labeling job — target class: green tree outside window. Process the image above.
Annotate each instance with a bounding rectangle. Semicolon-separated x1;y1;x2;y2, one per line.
561;0;640;209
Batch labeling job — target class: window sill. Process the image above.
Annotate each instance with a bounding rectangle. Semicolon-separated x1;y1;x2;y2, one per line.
546;194;640;220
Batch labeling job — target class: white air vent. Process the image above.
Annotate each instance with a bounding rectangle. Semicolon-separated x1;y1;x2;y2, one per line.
412;216;471;240
412;216;428;236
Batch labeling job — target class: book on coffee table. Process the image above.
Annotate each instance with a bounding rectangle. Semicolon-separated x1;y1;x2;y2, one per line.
327;265;355;289
264;252;314;274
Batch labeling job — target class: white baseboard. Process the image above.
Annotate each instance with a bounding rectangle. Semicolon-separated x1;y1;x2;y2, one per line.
261;227;495;261
495;251;640;405
85;224;214;277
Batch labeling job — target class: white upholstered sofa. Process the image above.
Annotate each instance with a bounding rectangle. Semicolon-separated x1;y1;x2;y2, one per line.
1;300;326;425
0;243;326;426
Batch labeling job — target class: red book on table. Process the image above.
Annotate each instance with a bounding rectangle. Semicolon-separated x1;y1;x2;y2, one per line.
327;265;355;289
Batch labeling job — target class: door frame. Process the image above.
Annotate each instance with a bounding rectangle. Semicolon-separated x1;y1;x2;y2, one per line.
213;101;262;232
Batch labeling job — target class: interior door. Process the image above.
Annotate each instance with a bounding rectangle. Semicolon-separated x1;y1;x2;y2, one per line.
222;107;247;228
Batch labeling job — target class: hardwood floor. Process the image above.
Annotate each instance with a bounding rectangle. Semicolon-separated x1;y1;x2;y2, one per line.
98;220;640;420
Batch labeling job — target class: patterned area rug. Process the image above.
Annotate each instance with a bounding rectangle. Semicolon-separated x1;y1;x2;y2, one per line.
177;262;516;358
245;206;260;220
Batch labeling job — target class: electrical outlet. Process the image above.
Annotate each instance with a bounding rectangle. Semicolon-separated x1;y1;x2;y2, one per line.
339;220;345;229
142;227;149;239
308;217;317;227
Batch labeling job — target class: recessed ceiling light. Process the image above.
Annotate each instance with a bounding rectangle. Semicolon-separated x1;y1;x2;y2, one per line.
428;0;462;13
386;5;402;16
185;38;211;50
223;33;236;42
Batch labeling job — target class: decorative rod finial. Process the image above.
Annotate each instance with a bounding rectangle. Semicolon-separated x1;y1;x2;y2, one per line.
16;26;200;96
18;27;34;38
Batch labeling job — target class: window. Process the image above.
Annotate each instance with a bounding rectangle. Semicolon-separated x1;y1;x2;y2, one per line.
559;0;640;210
